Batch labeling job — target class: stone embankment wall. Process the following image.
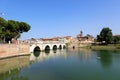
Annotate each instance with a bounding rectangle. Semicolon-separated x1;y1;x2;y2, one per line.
67;43;91;48
78;43;92;48
0;44;30;59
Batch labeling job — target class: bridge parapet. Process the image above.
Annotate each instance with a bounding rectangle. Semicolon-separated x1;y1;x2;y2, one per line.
42;41;60;44
28;40;64;44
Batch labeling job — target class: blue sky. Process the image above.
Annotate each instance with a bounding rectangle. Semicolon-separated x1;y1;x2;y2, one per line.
0;0;120;39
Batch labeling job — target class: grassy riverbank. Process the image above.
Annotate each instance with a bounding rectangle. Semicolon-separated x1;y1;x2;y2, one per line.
90;44;120;51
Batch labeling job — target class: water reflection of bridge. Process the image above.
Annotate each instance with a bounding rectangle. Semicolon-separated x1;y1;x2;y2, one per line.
30;50;67;63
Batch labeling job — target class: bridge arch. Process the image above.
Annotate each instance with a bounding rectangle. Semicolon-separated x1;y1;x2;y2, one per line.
45;45;50;50
59;45;62;50
63;45;66;49
34;46;41;52
30;44;42;53
44;45;50;54
53;45;57;50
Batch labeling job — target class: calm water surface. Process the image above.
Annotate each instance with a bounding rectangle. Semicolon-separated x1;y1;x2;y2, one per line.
0;49;120;80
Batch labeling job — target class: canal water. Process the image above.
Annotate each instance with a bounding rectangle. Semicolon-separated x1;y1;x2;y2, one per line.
0;49;120;80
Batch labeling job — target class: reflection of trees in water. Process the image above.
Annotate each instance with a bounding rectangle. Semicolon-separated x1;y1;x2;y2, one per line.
97;50;112;68
0;68;28;80
0;55;30;80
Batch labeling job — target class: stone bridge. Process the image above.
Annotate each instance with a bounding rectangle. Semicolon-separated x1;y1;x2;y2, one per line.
29;39;66;53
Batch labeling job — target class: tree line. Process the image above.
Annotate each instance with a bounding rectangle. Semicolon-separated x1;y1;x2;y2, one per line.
0;17;31;43
97;27;120;44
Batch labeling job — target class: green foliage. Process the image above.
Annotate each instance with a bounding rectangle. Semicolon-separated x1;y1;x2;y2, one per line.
0;17;7;41
97;35;101;42
0;17;31;43
113;35;120;43
0;17;7;28
18;22;31;33
97;27;113;44
7;20;19;32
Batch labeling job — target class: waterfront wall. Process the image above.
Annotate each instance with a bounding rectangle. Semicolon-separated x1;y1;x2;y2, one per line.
67;42;92;49
0;44;30;59
78;43;92;48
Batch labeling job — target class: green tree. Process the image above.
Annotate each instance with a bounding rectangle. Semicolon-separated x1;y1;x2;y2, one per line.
0;17;7;28
0;17;7;42
97;27;113;44
0;17;31;43
6;20;31;42
7;20;19;32
113;35;120;44
5;20;19;42
97;35;101;42
18;22;31;33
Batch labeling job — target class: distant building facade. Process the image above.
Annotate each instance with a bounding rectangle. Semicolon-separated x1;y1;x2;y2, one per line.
63;36;78;48
21;31;94;49
77;31;94;44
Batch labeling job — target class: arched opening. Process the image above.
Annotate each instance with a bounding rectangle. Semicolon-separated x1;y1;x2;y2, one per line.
45;45;50;54
33;46;41;57
59;45;62;50
63;45;66;49
73;46;75;49
53;45;57;53
34;46;41;52
45;45;50;50
53;45;57;50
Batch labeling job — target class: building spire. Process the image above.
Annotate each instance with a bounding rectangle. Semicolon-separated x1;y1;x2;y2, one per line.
80;30;83;37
